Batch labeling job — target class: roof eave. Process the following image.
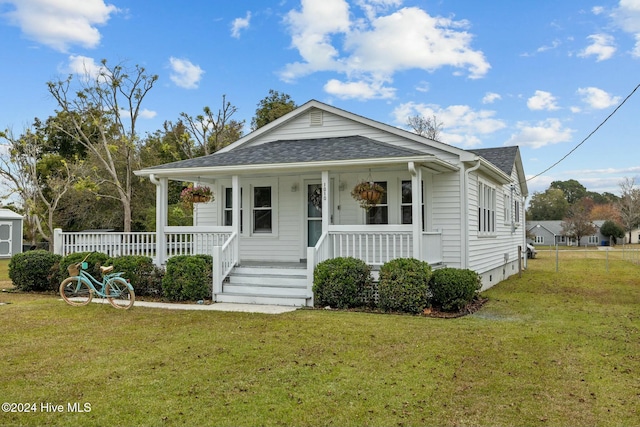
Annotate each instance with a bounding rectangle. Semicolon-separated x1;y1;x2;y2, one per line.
135;155;458;179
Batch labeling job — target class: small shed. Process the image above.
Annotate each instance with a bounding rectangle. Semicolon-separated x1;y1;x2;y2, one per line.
0;209;23;258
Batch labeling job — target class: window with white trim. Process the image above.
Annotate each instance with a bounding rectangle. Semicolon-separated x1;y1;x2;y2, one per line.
401;180;425;230
588;235;599;245
514;200;520;224
478;181;496;234
366;181;388;225
253;186;272;233
535;235;544;244
223;187;243;232
504;192;512;224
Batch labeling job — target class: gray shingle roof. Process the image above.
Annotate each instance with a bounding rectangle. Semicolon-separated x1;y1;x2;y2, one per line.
469;146;519;175
147;136;428;170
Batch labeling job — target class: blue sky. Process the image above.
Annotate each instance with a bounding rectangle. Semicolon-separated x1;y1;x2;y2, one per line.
1;0;639;197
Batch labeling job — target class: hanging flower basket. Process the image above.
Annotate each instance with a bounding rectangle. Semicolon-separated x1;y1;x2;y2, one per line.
351;181;385;210
180;185;213;205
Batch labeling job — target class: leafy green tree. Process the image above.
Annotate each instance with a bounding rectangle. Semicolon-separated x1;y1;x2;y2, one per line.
550;179;587;205
526;188;569;220
251;90;296;130
600;220;625;244
0;126;81;245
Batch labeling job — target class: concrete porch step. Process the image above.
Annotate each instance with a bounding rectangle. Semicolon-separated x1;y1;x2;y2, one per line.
215;293;309;307
218;263;311;307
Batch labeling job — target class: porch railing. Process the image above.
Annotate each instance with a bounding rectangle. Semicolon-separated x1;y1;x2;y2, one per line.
53;230;156;258
329;230;413;266
212;232;239;296
53;227;233;264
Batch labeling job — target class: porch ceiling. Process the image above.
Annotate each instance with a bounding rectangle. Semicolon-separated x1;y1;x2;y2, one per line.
135;136;459;179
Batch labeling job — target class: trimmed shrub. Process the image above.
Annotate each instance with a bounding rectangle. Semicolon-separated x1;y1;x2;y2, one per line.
378;258;432;314
162;255;212;301
9;250;62;292
57;252;110;284
108;255;163;297
429;267;482;312
313;257;372;309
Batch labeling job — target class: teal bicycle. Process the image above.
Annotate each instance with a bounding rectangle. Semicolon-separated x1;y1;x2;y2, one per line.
59;253;135;309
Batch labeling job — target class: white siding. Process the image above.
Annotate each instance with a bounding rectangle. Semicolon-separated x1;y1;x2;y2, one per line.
467;168;525;289
431;171;463;268
244;109;460;163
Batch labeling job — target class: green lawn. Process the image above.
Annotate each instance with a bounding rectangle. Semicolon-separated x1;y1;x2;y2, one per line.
0;252;638;426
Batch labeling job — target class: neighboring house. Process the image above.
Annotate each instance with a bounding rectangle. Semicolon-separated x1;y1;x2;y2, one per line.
55;100;529;306
0;209;23;258
527;220;608;246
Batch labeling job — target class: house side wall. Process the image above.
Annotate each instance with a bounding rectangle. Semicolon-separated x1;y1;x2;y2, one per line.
244;109;460;164
430;171;463;268
467;168;525;290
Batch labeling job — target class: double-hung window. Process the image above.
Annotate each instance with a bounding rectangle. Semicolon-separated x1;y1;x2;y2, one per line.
401;180;424;230
478;181;496;234
366;182;388;224
223;187;242;232
253;186;272;233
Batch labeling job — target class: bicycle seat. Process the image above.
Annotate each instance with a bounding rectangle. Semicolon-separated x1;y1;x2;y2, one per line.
100;265;114;274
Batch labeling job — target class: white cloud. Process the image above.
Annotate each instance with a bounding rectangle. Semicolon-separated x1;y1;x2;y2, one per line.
324;78;395;100
578;33;616;61
506;118;575;149
592;6;605;15
393;102;506;147
231;11;251;38
612;0;640;56
281;1;490;100
66;55;105;80
482;92;501;104
168;57;204;89
527;90;560;111
576;87;621;109
1;0;118;52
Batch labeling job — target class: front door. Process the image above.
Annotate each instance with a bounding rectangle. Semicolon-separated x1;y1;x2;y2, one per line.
306;182;323;248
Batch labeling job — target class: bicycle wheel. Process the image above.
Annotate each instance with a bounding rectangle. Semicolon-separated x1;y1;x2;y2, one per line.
60;277;93;306
106;277;135;309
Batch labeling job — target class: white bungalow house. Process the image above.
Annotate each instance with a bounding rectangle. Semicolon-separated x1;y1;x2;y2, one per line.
54;100;528;306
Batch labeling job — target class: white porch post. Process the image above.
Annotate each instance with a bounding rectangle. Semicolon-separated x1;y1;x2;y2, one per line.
321;170;330;231
409;162;422;261
151;174;168;265
232;175;241;263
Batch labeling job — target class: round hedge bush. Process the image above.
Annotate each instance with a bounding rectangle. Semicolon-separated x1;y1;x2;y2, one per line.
107;255;162;297
429;267;481;312
378;258;432;314
162;255;212;301
56;252;110;284
313;257;372;309
9;250;62;292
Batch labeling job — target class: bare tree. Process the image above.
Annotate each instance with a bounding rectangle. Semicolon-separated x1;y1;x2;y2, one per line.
407;114;443;141
561;198;595;247
618;177;640;243
180;94;244;157
47;59;158;232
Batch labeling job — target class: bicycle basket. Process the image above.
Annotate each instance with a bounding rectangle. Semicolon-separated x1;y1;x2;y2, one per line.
67;262;88;277
67;264;79;276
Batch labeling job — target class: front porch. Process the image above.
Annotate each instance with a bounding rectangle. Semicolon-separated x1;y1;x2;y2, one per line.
53;223;443;307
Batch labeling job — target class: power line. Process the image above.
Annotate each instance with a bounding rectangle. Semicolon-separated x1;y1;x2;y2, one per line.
527;82;640;183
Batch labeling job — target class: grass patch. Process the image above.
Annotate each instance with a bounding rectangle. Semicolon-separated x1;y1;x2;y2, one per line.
1;252;639;426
